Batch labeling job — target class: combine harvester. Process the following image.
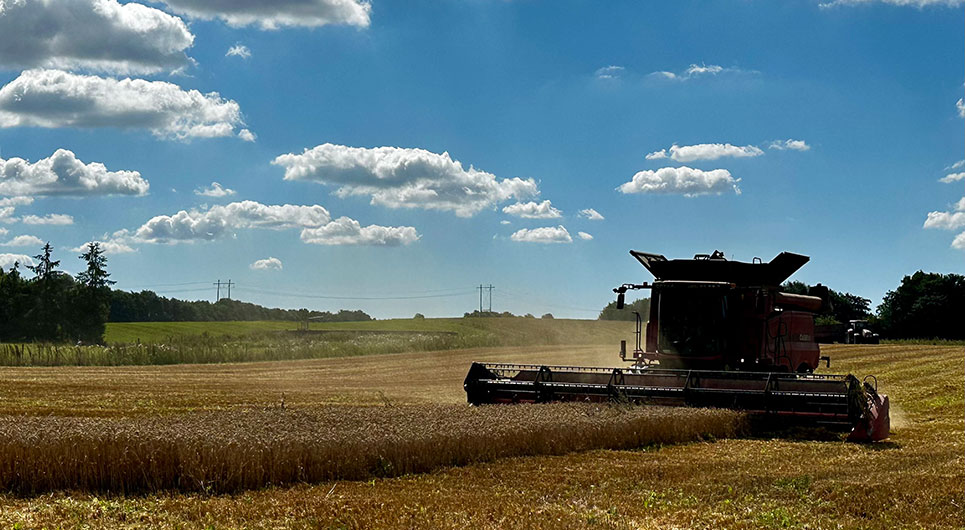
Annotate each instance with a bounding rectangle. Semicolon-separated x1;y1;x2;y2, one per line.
464;250;890;442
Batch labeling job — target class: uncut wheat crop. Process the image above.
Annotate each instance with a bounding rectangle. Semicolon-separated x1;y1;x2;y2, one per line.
0;403;742;494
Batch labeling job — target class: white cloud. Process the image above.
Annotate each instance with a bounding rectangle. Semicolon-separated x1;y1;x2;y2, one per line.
108;200;416;248
939;172;965;184
21;214;74;225
0;197;33;207
500;220;511;225
958;98;965;119
134;200;332;243
923;198;965;231
577;231;593;240
0;69;247;141
820;0;964;8
686;64;723;76
238;129;256;142
946;160;965;171
70;239;136;255
769;139;811;151
502;200;562;219
226;44;251;59
594;65;625;80
648;143;764;163
2;234;44;247
0;253;33;270
0;149;148;196
579;208;605;221
953;232;965;250
0;227;6;236
645;149;667;160
648;63;747;81
250;256;283;270
273;144;539;217
0;207;14;223
300;217;419;246
618;166;741;197
0;0;194;75
510;225;572;244
158;0;372;30
194;182;236;198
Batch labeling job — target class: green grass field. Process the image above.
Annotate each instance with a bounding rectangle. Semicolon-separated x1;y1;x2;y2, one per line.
103;317;630;345
0;318;634;367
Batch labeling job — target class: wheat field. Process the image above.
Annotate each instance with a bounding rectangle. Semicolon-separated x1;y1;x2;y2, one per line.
0;342;961;528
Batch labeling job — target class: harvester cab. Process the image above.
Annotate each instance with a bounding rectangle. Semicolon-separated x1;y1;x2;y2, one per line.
615;250;824;373
464;249;891;442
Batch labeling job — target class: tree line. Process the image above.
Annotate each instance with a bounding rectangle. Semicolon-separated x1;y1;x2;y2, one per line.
598;273;965;340
0;243;371;344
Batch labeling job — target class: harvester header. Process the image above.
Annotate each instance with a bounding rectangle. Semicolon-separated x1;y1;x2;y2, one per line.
465;249;891;442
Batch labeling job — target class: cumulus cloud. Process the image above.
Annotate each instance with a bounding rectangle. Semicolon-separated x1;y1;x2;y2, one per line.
958;98;965;119
594;65;625;80
510;225;573;244
769;139;811;151
0;227;5;236
273;144;539;217
500;220;511;225
300;217;419;246
21;214;73;225
923;198;965;231
577;231;593;240
0;0;194;74
158;0;372;30
820;0;963;8
579;208;604;221
502;200;562;219
646;143;764;163
923;197;965;252
0;197;33;207
618;166;741;197
0;253;33;270
947;160;965;171
250;256;282;270
649;63;749;81
194;181;236;198
0;207;14;223
2;234;44;247
0;69;247;141
0;149;148;196
645;149;667;160
226;44;251;59
953;232;965;250
939;172;965;184
103;200;417;249
70;239;136;255
134;200;332;243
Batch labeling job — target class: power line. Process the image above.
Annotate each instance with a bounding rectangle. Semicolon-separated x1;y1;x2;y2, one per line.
234;285;477;301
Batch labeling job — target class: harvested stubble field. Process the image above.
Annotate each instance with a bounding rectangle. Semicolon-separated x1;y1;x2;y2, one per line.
0;338;961;529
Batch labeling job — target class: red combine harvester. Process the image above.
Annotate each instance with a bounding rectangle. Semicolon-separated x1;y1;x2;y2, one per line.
464;250;890;442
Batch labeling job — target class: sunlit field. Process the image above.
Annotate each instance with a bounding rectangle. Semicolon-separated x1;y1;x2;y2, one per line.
0;319;961;528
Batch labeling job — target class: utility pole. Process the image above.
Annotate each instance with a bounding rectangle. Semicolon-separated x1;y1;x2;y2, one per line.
214;279;235;301
486;284;494;312
477;284;484;313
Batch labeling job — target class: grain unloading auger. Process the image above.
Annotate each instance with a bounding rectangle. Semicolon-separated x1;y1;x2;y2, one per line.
464;250;890;442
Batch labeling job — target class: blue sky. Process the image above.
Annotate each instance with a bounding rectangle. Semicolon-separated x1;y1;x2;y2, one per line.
0;0;962;319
